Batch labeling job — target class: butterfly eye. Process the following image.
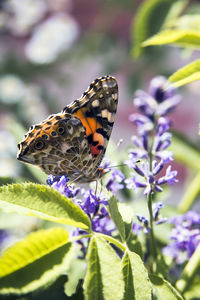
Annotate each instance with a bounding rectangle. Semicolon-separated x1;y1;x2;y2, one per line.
34;140;45;150
57;126;65;135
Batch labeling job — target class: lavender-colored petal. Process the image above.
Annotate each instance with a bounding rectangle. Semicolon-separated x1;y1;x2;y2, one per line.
157;95;182;116
153;160;164;176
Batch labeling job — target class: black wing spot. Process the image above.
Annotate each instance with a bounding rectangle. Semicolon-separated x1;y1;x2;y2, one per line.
87;134;93;144
97;145;104;150
92;141;98;146
96;128;109;140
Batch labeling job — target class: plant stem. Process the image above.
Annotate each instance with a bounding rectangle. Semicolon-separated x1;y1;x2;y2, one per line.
95;232;127;252
148;191;157;267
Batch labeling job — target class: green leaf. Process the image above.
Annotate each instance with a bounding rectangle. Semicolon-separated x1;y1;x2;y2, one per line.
169;133;200;171
0;183;91;230
174;15;200;31
176;244;200;294
143;29;200;49
108;196;133;241
162;1;189;29
64;259;86;296
83;236;124;300
132;0;176;57
169;59;200;87
122;251;152;300
150;274;184;300
126;233;143;259
178;171;200;212
0;227;74;295
183;277;200;300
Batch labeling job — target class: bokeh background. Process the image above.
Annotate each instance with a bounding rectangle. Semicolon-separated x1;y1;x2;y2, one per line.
0;0;199;248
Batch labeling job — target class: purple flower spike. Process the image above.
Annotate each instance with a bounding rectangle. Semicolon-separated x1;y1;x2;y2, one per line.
47;175;80;198
163;211;200;264
157;166;178;186
136;214;150;234
153;203;167;225
149;76;176;103
106;169;125;194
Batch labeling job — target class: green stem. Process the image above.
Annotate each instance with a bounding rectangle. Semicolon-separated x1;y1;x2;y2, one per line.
95;232;127;252
70;233;92;243
148;192;157;264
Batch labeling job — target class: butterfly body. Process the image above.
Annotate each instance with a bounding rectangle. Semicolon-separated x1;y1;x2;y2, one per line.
17;76;118;183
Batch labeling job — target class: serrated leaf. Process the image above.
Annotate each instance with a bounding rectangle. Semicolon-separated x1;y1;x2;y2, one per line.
122;251;152;300
132;0;175;57
178;171;200;212
143;29;200;49
0;227;74;295
64;259;86;297
0;183;91;230
108;196;133;241
150;274;184;299
169;59;200;87
83;236;124;300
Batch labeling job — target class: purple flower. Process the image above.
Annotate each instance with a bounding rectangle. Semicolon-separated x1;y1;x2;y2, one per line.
47;175;80;198
0;230;9;251
125;76;179;197
136;214;150;234
163;211;200;264
153;203;167;225
74;189;115;236
106;169;125;194
125;160;178;196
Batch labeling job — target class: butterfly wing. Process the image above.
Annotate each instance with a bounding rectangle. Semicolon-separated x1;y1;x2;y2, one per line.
17;76;118;182
17;112;96;181
63;75;118;170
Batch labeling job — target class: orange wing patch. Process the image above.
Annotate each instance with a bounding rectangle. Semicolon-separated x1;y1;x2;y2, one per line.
73;108;104;158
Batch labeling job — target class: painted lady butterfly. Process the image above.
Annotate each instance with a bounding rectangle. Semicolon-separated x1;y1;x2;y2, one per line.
17;76;118;183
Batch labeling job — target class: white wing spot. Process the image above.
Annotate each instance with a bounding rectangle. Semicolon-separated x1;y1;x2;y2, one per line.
102;109;108;118
92;99;100;107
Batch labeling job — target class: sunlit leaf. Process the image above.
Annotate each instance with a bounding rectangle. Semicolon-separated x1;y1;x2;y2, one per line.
64;259;86;297
83;236;124;300
170;133;200;171
176;244;200;294
108;196;133;241
0;228;73;295
0;183;91;230
143;29;200;49
169;59;200;87
132;0;175;57
150;274;184;299
122;251;152;300
178;171;200;212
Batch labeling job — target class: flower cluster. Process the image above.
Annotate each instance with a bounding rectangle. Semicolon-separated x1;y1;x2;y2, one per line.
163;211;200;264
47;175;115;236
106;169;125;194
136;203;167;234
125;76;180;196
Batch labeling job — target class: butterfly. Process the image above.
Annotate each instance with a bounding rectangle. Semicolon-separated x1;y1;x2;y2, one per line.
17;76;118;183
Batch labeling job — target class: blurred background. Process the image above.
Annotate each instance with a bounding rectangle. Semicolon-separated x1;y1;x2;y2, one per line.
0;0;199;248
